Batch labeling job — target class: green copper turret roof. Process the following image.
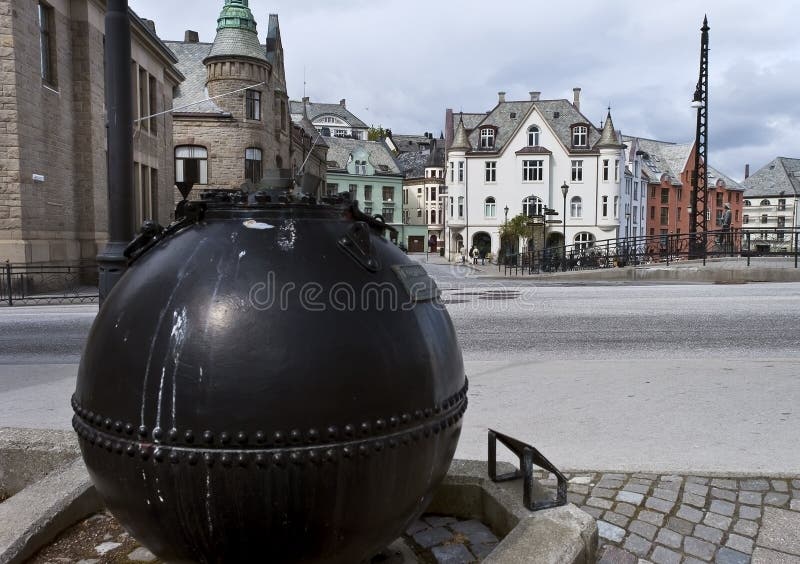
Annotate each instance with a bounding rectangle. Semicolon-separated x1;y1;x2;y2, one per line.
206;0;267;63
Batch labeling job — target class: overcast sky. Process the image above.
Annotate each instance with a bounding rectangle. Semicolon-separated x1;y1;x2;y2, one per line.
128;0;800;181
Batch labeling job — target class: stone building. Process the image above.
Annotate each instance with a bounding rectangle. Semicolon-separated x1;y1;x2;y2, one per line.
0;0;182;264
166;1;326;195
742;157;800;253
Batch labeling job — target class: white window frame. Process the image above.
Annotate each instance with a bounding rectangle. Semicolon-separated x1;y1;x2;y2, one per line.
484;196;496;218
458;161;464;182
571;160;583;182
527;126;540;146
572;126;587;147
479;128;495;149
574;232;595;250
570;196;582;218
485;161;496;183
175;145;209;185
522;160;543;182
522;196;544;217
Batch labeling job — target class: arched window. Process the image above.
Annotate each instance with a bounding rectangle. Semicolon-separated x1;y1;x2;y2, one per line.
522;196;544;217
760;199;770;206
527;126;540;146
276;155;283;169
245;147;263;182
570;196;583;218
175;145;208;185
744;200;751;207
574;232;595;251
484;196;496;217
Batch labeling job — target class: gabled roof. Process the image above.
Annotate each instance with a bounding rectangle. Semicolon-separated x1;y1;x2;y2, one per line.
288;100;368;129
742;157;800;198
391;135;433;154
325;138;402;175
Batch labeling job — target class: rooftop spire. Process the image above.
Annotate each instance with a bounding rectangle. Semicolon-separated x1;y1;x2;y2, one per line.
206;0;266;62
450;117;471;151
596;109;622;149
217;0;257;33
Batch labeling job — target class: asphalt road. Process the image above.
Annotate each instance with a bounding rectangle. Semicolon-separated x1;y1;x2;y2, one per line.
1;277;799;474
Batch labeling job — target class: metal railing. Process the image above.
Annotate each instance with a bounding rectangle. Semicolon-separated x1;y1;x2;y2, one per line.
1;261;99;306
499;228;800;276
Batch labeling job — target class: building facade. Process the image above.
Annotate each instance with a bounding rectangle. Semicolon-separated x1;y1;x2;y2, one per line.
742;157;800;253
289;98;368;141
444;89;625;260
396;136;446;253
0;0;182;265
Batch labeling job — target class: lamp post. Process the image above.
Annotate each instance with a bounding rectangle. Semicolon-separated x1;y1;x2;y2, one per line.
503;205;509;264
689;16;709;260
625;211;631;265
561;182;569;271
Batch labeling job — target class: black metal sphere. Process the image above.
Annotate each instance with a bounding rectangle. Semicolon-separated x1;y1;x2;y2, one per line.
74;198;466;564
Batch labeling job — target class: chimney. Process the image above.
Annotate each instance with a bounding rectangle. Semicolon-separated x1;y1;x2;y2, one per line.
340;98;346;108
573;87;581;111
530;91;540;101
445;109;454;149
745;164;750;179
184;30;199;43
140;18;156;34
498;91;506;104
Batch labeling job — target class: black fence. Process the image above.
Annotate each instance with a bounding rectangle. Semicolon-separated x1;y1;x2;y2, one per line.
500;228;800;276
1;261;99;306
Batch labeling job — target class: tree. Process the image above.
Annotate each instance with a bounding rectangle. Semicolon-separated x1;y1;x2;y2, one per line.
497;213;530;261
368;125;390;141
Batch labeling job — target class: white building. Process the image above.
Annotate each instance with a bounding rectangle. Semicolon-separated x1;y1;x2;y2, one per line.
289;97;369;140
621;136;648;240
444;90;625;260
742;157;800;253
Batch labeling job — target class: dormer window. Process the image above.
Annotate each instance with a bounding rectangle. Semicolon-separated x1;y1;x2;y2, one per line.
355;160;367;175
572;125;588;147
479;127;496;149
527;126;540;147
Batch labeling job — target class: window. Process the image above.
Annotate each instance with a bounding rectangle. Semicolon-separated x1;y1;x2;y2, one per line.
522;196;544;217
650;186;656;199
660;207;669;225
743;214;749;224
633;182;638;201
355;160;367;175
148;75;157;135
761;214;768;224
38;3;56;87
661;188;669;204
429;186;437;200
334;129;349;138
403;189;408;205
778;199;786;211
603;160;609;181
382;186;394;202
133;163;159;226
484;196;496;217
479;128;495;149
650;206;655;220
602;195;608;217
572;126;587;147
458;196;464;218
246;89;261;120
175;145;208;185
485;161;496;182
430;210;437;224
716;193;723;207
527;126;540;146
458;161;464;182
450;197;454;216
349;184;358;196
760;199;770;206
522;160;543;182
364;185;373;201
325;183;338;196
138;67;149;132
677;188;683;201
416;208;421;218
677;207;682;221
281;99;287;131
245;148;262;182
570;196;582;218
571;160;583;182
736;192;740;202
614;196;619;218
449;162;454;182
381;208;394;223
633;207;638;224
614;159;620;182
625;178;632;195
574;232;595;251
777;217;786;240
744;200;751;207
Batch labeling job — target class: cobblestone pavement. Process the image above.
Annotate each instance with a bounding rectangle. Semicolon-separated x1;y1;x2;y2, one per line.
556;471;800;563
405;514;499;563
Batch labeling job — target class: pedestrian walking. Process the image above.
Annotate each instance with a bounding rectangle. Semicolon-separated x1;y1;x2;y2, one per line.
471;246;479;264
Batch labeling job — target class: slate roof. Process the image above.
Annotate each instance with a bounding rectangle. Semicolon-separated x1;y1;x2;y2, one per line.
742;157;800;198
391;135;433;154
289;101;368;129
396;151;429;178
207;27;266;62
324;138;402;175
166;42;228;115
452;112;486;131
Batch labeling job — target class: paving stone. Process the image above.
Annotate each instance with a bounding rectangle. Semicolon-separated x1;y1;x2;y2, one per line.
732;519;758;537
771;480;789;493
593;486;616;499
685;482;710;496
431;543;474;563
693;523;723;544
687;476;710;485
633;473;657;480
127;548;156;562
624;483;651;495
588;497;615;510
710;499;735;516
582;505;605;519
630;477;655;486
616;502;637;517
683;536;716;560
451;519;498;544
683;558;706;564
677;504;705;523
598;520;626;542
739;478;770;491
406;520;429;535
738;505;761;520
726;533;753;554
617;491;645;505
703;512;732;530
638;510;665;527
569;476;593;485
650;545;681;564
629;519;658;541
712;487;738;502
738;491;762;505
710;478;737;490
655;527;683;548
424;516;458;527
764;492;790;506
95;542;122;555
603;473;627;481
665;516;694;535
793;489;800;500
652;488;679;502
413;526;454;548
791;499;800;512
568;493;586;505
598;546;637;564
661;475;683;484
471;542;497;559
684;492;707;507
792;479;800;489
757;507;800;556
623;533;652;557
715;547;751;564
604;510;630;528
569;483;590;494
646;497;675;514
598;479;625;490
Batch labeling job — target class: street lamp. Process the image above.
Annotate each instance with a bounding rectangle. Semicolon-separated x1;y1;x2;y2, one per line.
625;211;631;266
561;182;569;271
503;205;509;264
